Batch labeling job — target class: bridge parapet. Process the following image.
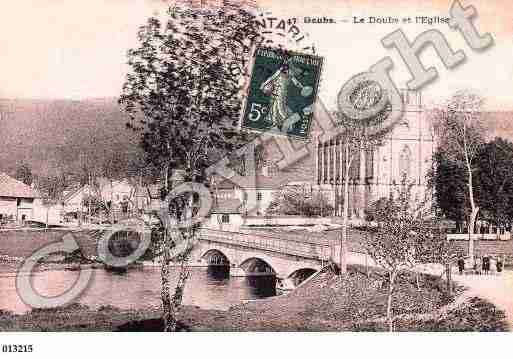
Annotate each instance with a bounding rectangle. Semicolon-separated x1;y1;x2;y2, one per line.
198;228;334;262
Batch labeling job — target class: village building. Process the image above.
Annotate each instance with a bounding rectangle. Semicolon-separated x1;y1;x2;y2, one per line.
60;183;95;215
0;172;41;224
97;178;134;208
208;198;244;231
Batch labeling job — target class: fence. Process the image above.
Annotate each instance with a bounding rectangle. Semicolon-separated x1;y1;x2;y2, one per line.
242;216;333;227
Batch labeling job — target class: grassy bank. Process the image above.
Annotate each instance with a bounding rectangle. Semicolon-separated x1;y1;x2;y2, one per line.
1;265;507;332
0;230;98;259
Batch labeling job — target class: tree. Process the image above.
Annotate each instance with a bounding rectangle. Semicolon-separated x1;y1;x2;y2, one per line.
364;197;390;222
365;176;429;331
429;150;468;230
36;175;68;202
119;5;258;331
475;137;513;231
416;219;461;295
82;193;109;221
34;174;68;229
432;90;485;266
335;81;394;274
267;185;334;217
15;162;33;186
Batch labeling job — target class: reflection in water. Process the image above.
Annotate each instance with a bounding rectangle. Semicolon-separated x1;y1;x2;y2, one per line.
206;265;230;282
246;276;277;298
0;265;276;314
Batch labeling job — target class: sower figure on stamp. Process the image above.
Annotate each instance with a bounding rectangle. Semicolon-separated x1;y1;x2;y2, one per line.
260;62;313;133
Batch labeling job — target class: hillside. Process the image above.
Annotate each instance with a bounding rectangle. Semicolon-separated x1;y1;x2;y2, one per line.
0;98;141;177
0;98;512;178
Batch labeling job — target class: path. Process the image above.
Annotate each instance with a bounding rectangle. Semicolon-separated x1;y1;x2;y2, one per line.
453;270;513;329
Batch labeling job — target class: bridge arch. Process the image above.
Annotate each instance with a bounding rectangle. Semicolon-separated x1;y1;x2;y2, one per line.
201;249;230;266
240;257;276;276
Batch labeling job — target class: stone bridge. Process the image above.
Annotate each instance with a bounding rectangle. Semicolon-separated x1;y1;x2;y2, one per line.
190;228;370;283
80;225;372;285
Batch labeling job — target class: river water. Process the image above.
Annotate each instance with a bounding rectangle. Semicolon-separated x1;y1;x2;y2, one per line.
0;265;276;314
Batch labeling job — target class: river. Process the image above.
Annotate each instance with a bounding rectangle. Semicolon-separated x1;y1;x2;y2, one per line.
0;265;277;314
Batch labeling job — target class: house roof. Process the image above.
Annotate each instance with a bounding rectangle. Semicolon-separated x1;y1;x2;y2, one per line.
212;157;315;190
211;198;242;214
0;173;39;198
61;184;94;202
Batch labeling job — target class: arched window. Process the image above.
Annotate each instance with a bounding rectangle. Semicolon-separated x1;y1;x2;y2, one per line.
398;145;412;179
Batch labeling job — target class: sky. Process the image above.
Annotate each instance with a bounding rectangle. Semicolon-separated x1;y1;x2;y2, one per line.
0;0;511;110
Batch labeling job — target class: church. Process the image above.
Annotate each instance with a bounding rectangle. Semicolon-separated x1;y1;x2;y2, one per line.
314;89;435;218
215;89;434;220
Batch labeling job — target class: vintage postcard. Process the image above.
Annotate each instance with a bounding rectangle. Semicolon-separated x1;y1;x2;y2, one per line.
0;0;512;357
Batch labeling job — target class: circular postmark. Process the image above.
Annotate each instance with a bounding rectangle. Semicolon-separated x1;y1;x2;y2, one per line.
253;10;317;54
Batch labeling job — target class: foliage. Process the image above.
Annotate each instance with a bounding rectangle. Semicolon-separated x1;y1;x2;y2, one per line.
428;150;468;224
120;6;258;184
430;135;513;232
35;175;69;204
475;137;513;228
364;197;389;222
15;162;33;186
416;221;461;266
266;185;334;217
366;178;428;272
82;194;109;216
365;175;430;331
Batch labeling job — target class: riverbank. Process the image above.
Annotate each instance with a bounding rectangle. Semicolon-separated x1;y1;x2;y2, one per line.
1;265;508;331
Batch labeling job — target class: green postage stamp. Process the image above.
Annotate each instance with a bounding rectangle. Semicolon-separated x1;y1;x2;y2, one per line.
241;47;323;139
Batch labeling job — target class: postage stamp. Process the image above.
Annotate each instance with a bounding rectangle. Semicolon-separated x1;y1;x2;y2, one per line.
240;47;323;139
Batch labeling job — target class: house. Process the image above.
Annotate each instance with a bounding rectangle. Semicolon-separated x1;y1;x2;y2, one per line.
56;183;102;223
61;183;95;215
0;172;41;223
207;197;243;231
211;134;315;217
132;170;187;213
97;178;134;207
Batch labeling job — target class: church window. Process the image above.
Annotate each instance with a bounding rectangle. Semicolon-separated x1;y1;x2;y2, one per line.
365;148;374;179
398;145;412;178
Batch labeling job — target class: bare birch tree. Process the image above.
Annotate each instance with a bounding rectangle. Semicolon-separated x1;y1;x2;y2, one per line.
336;81;394;274
432;90;485;266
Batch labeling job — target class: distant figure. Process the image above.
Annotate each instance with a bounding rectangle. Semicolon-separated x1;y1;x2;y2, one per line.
496;256;503;274
482;256;490;275
457;258;465;275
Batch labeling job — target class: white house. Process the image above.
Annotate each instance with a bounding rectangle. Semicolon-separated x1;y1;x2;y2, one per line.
98;178;134;206
0;172;41;223
207;198;243;231
61;184;95;214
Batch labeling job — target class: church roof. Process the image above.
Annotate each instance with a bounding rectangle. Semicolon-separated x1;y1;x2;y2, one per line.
0;173;39;199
